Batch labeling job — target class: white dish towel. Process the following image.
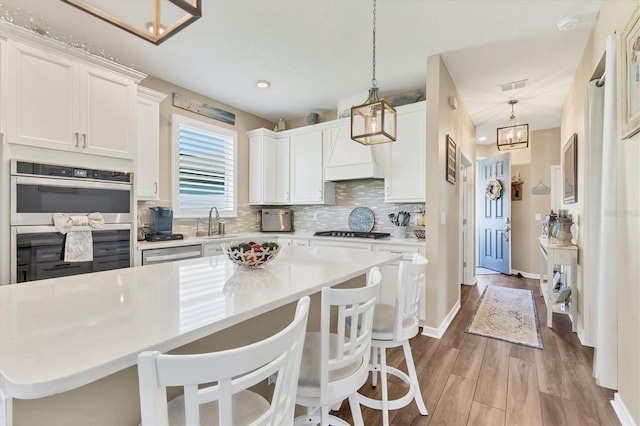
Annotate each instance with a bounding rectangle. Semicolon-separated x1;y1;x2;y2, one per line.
53;213;105;262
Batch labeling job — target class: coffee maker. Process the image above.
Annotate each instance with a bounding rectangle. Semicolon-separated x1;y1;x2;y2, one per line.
143;207;184;241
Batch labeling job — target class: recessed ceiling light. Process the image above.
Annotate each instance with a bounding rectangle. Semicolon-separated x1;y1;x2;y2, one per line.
478;137;487;142
557;17;580;31
256;80;270;89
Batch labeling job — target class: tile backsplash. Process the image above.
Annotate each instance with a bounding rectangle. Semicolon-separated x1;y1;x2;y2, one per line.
138;179;424;236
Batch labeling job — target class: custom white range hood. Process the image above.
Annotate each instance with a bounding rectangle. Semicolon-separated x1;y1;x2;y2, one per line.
323;120;383;181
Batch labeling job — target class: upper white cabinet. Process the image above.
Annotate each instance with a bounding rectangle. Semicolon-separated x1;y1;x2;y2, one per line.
136;87;167;200
2;27;144;159
289;129;335;205
380;101;426;203
248;128;290;205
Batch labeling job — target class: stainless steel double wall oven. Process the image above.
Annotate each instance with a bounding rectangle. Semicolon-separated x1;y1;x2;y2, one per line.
10;160;134;283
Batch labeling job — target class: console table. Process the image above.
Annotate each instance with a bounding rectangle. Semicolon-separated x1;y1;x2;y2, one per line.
538;236;578;331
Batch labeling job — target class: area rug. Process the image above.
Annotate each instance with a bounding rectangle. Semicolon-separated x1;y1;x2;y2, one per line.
465;285;543;349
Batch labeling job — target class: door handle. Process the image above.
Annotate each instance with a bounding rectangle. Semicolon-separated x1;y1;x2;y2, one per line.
503;217;511;241
82;133;87;148
74;132;79;147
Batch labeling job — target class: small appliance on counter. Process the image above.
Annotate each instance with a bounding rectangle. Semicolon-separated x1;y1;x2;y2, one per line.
143;207;184;241
261;208;293;232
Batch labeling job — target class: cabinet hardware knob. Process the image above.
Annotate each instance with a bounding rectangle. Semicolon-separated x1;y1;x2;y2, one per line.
74;132;79;147
82;133;87;148
154;182;158;194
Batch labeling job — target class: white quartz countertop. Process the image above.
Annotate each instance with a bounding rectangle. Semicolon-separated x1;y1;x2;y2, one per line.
137;231;426;250
0;246;400;400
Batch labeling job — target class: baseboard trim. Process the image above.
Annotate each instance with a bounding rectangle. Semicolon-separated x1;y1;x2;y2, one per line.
511;269;539;279
611;393;636;426
421;300;461;339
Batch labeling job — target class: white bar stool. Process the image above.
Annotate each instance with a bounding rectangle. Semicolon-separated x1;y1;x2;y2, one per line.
137;296;310;426
358;253;428;426
294;267;381;426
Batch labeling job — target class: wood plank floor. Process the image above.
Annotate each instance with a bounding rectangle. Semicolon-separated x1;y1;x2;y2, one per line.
334;273;620;425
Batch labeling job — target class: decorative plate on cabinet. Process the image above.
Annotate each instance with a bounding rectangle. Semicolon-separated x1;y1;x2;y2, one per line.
348;207;375;232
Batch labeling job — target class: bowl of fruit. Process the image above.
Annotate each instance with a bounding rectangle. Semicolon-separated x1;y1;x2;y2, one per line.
222;241;281;268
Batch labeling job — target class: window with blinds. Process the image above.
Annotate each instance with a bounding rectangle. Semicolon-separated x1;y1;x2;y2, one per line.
171;114;237;218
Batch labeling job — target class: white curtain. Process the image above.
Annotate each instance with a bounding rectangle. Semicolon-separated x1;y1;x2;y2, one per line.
582;80;604;347
593;34;618;390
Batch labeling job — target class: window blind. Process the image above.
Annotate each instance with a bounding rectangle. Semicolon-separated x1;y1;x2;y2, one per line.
171;114;237;217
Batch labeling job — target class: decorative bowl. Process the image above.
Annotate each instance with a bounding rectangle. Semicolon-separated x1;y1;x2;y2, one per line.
414;228;425;239
222;241;281;268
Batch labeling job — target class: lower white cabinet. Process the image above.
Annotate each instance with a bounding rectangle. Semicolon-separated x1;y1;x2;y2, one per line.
310;240;372;251
136;87;167;200
202;242;224;257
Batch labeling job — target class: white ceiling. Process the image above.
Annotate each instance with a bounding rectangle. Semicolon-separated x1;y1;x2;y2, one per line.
4;0;602;145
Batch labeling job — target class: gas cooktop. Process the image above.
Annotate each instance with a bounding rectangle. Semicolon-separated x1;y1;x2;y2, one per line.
314;231;391;239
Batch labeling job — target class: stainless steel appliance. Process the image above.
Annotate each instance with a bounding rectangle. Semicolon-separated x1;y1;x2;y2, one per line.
141;245;203;265
261;208;293;232
314;231;391;239
10;160;134;283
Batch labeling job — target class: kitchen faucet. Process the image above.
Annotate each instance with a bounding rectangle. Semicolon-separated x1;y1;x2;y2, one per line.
208;207;220;236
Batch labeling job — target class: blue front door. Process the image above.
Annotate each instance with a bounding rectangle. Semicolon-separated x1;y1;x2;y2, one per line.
477;153;511;274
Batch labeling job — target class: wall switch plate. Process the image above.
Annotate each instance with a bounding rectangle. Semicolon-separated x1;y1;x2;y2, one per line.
535;213;542;221
309;212;318;220
440;212;446;225
256;212;261;221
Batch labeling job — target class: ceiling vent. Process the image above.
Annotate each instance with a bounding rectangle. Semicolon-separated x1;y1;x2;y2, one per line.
500;79;528;92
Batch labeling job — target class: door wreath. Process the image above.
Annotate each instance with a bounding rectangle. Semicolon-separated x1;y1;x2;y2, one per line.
485;179;503;200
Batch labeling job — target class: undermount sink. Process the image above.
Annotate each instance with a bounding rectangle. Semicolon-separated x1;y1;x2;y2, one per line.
197;234;238;240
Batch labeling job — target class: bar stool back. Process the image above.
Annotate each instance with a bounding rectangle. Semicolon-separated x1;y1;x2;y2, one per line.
137;296;310;426
295;267;381;426
359;253;428;426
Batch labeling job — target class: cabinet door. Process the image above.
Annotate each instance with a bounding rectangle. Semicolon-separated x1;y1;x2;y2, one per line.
290;131;324;203
80;65;136;159
249;131;288;204
249;133;265;204
384;103;426;202
275;136;290;203
262;135;279;203
6;40;78;149
136;88;166;200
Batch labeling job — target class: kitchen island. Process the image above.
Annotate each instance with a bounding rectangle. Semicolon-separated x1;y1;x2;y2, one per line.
0;246;401;426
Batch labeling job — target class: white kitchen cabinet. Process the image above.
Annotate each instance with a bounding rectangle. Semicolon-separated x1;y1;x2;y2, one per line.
202;242;225;257
136;87;167;200
289;129;335;205
5;38;141;159
248;128;290;205
374;243;426;321
380;101;426;203
310;239;372;251
290;238;310;247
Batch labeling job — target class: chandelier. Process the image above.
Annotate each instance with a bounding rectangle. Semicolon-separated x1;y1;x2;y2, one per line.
60;0;202;45
350;0;396;145
496;100;529;150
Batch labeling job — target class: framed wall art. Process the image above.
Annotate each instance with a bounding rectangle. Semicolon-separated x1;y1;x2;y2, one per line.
563;133;578;204
446;134;456;184
620;6;640;139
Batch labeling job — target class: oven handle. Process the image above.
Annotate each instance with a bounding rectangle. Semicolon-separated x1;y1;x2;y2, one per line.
13;224;132;234
13;175;132;191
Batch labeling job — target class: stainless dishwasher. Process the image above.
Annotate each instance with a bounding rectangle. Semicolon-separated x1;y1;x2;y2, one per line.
142;244;203;265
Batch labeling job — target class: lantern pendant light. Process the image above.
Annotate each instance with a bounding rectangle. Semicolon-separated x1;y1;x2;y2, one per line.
496;99;529;150
351;0;397;145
